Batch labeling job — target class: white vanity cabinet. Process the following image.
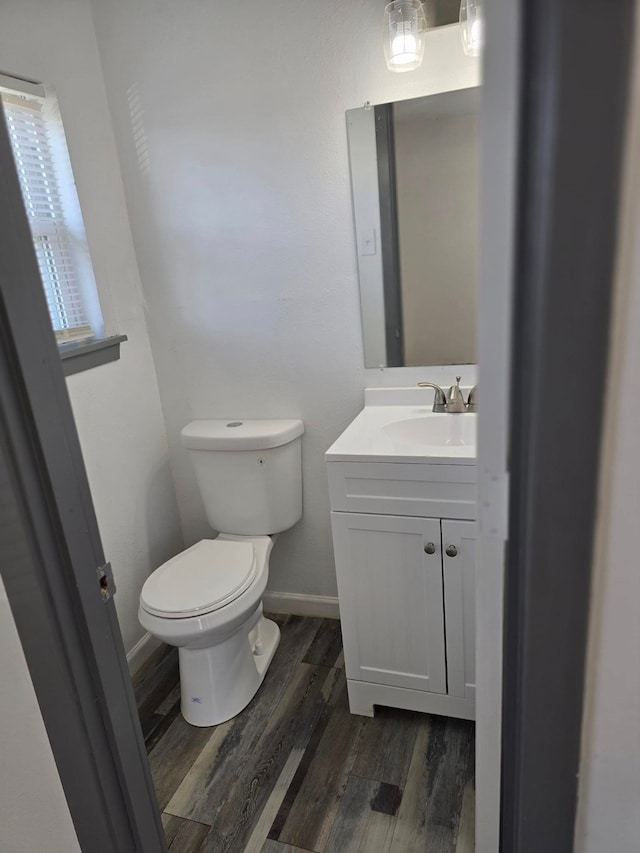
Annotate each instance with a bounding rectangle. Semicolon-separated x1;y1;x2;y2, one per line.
325;390;478;721
330;508;476;720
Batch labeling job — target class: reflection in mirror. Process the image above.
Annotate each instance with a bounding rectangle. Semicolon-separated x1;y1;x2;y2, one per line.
347;87;479;368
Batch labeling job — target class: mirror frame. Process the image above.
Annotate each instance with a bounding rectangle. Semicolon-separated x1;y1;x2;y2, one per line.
346;86;480;369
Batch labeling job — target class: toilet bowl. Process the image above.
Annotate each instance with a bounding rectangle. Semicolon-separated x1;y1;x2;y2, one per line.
139;418;304;727
139;534;280;726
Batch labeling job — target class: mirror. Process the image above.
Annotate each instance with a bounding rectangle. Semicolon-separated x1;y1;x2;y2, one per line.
346;87;480;368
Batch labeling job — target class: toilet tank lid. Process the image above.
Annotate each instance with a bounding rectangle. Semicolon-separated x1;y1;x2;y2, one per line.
181;418;304;451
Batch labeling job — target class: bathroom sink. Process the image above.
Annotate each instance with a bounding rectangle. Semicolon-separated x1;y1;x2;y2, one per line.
383;414;476;448
325;386;477;464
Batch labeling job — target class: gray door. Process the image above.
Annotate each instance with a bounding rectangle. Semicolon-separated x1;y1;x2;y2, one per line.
0;101;166;851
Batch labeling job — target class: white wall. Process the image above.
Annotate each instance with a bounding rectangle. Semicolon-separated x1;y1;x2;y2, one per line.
0;581;80;853
0;0;184;653
90;0;480;598
395;98;478;365
575;12;640;848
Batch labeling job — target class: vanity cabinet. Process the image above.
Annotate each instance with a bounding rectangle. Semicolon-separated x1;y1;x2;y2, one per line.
325;389;478;721
330;506;476;721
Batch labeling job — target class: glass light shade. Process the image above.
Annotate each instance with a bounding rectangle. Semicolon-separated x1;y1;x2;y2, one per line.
384;0;427;73
460;0;484;56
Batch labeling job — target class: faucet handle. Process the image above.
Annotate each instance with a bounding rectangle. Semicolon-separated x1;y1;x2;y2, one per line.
446;376;467;414
467;384;478;413
417;382;447;413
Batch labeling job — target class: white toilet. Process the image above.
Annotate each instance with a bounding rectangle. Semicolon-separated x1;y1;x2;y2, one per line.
139;418;304;727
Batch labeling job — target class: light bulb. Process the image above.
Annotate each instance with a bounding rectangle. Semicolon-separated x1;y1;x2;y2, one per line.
460;0;484;57
384;1;427;73
391;22;418;66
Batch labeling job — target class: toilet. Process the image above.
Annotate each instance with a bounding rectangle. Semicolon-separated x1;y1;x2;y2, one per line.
139;418;304;727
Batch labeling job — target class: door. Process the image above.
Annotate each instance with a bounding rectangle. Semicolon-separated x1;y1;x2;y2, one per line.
0;100;166;851
442;519;476;700
331;512;447;693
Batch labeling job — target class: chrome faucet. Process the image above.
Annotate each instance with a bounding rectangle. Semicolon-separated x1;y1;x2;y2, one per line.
418;377;477;413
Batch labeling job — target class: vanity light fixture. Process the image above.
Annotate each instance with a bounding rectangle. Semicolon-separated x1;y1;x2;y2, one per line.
383;0;427;72
459;0;484;56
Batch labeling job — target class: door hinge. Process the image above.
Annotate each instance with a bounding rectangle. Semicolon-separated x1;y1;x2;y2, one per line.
478;470;510;541
97;562;116;602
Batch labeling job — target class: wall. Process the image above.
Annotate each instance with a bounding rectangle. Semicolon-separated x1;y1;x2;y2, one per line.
0;580;80;853
395;93;479;365
575;11;640;847
90;0;480;599
0;0;184;653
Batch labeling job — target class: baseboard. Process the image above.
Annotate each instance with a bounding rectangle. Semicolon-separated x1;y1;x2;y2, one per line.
263;591;341;620
126;631;162;675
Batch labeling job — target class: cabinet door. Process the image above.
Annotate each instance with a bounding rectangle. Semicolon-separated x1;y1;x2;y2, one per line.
442;519;476;699
331;512;446;694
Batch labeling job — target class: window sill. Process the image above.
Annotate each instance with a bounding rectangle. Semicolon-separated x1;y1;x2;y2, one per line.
59;335;127;377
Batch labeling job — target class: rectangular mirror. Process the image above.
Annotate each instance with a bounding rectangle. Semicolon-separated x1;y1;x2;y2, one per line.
346;87;480;368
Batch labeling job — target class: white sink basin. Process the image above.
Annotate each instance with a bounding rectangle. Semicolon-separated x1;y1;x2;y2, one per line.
325;387;478;464
384;414;476;448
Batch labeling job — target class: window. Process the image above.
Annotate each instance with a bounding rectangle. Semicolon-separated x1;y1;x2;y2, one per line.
0;74;103;344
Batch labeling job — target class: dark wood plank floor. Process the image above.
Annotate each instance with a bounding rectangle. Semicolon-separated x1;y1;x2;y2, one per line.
133;615;475;853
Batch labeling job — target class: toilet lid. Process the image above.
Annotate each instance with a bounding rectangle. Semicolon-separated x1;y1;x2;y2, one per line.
140;539;257;619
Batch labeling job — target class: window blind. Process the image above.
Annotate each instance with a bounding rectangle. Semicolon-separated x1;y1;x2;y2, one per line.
1;86;95;342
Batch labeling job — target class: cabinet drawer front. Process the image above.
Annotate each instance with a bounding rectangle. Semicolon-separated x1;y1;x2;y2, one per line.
331;512;447;695
327;461;476;519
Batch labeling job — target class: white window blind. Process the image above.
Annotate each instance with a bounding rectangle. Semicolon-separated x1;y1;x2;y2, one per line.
0;77;102;343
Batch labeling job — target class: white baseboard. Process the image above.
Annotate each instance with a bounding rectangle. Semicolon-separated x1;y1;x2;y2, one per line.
263;591;340;620
126;631;162;675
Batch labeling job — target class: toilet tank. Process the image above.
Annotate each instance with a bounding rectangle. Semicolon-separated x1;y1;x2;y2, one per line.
180;419;304;536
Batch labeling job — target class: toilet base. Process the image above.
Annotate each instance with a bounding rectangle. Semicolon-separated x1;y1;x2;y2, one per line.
179;615;280;727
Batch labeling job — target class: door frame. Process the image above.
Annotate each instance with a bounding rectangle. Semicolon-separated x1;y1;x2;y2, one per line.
500;0;635;851
0;101;166;851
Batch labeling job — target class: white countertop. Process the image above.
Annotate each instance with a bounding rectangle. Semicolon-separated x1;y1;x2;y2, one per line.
325;388;477;465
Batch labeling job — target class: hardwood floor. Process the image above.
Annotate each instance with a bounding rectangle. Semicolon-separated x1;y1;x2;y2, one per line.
133;615;475;852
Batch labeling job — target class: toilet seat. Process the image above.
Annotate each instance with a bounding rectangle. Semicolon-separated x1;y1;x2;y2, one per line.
140;539;257;619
